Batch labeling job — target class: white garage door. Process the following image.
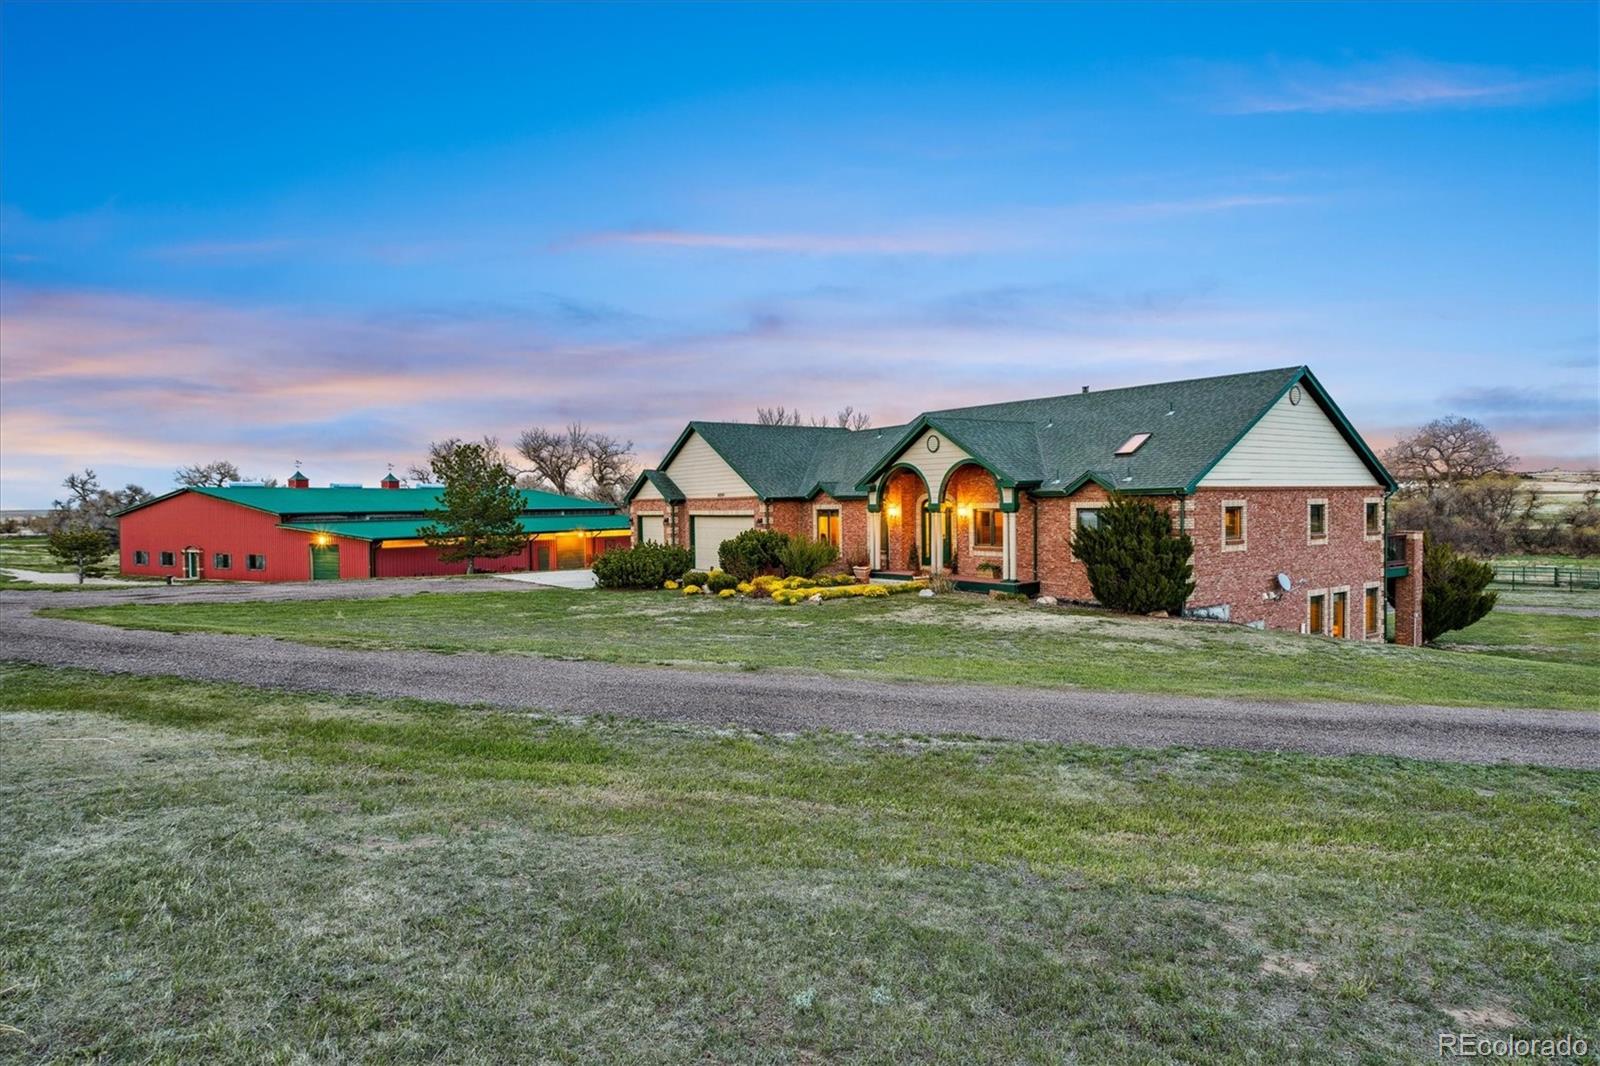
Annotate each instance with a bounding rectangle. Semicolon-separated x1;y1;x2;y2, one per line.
637;515;666;545
691;514;754;570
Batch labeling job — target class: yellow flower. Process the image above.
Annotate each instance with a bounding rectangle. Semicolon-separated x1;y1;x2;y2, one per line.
718;588;736;599
663;580;679;590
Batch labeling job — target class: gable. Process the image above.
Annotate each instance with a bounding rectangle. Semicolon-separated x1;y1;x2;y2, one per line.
661;430;758;498
1198;388;1381;488
887;426;974;495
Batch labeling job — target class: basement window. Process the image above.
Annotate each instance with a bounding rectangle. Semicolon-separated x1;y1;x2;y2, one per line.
1114;432;1151;456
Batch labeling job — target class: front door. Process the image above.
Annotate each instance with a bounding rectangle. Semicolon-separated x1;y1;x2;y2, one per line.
919;508;952;568
310;544;340;580
183;550;200;579
1331;591;1347;638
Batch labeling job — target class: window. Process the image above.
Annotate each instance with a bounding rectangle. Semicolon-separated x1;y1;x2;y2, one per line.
247;554;267;571
1075;507;1100;531
1307;500;1328;542
159;551;175;567
815;509;841;548
1331;590;1347;639
1365;499;1382;539
1364;586;1380;638
1114;432;1151;456
973;508;1001;548
133;550;149;565
213;553;232;570
1223;502;1246;550
1308;592;1326;634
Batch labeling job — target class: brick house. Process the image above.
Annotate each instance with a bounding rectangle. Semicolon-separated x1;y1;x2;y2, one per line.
628;366;1423;642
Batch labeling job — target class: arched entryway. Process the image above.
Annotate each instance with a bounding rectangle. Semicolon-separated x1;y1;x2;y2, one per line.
872;465;931;574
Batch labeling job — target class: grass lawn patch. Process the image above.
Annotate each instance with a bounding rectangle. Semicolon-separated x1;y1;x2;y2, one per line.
1436;609;1598;665
1;664;1596;1062
0;535;63;572
50;588;1600;711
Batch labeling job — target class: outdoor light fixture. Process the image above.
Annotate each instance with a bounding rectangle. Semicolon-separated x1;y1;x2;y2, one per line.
886;503;901;519
957;505;972;518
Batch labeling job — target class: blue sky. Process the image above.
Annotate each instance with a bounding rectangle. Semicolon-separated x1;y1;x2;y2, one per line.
2;2;1595;506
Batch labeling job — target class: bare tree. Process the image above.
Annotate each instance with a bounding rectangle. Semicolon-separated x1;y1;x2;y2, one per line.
756;405;804;426
757;405;872;429
585;431;637;505
514;424;588;496
174;460;244;487
1383;416;1516;497
49;469;153;543
408;437;502;485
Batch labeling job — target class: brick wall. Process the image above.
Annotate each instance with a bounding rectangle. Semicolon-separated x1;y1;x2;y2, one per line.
1391;531;1424;646
942;464;1001;579
1028;486;1114;601
766;495;870;567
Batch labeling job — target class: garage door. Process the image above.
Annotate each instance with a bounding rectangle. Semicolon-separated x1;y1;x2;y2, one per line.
690;515;754;570
637;515;666;545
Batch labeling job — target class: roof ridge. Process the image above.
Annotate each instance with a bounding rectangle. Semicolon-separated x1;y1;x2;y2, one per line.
928;365;1304;414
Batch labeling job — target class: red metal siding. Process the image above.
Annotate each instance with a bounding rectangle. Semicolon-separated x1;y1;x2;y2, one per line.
117;492;368;583
373;543;533;578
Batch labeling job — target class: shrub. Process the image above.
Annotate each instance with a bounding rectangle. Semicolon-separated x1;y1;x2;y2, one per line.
707;571;740;592
682;570;711;587
777;536;840;578
681;584;702;596
1422;538;1497;642
717;588;736;599
591;542;693;589
1072;498;1195;614
718;529;790;581
663;580;679;590
772;582;892;605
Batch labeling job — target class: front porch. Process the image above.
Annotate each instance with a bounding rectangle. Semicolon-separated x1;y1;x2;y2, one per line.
867;461;1028;588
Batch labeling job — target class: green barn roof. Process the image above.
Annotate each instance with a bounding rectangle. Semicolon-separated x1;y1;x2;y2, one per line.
115;485;617;519
278;513;631;542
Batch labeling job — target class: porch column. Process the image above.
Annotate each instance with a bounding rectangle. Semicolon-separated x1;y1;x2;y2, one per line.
867;510;880;570
1003;512;1018;581
928;507;944;574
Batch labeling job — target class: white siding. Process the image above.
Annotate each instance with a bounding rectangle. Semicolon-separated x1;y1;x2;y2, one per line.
634;480;663;500
892;428;973;500
663;431;757;498
1199;390;1380;488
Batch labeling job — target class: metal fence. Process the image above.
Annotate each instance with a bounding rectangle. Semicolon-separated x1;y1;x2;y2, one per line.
1490;564;1600;590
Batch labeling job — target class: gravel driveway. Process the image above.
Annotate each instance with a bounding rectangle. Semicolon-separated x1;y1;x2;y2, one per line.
2;582;1596;769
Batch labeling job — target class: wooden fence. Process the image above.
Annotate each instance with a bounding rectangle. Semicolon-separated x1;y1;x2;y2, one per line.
1490;563;1600;591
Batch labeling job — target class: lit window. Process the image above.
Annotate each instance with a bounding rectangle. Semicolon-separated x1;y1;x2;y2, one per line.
1365;587;1380;636
213;553;231;570
973;508;1001;548
1115;432;1151;456
159;551;175;567
1308;593;1326;634
815;510;841;548
1365;501;1381;537
1223;504;1245;546
247;554;267;571
1308;501;1327;540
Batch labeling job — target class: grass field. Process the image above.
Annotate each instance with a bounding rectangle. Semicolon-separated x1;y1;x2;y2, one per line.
50;588;1600;711
1435;610;1597;665
0;535;62;571
2;664;1595;1063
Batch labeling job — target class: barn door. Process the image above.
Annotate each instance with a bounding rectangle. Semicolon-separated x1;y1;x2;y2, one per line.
310;544;341;580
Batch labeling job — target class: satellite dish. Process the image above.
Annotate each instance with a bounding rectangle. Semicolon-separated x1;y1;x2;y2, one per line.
1276;573;1292;592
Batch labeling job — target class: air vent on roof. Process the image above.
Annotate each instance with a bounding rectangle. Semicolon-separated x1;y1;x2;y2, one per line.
227;481;266;487
1115;432;1151;456
329;482;363;488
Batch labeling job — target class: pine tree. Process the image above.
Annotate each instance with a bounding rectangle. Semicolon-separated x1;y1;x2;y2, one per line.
46;525;112;584
1072;497;1195;614
416;441;528;574
1421;538;1497;642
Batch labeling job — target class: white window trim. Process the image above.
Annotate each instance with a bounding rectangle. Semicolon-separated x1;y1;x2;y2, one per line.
1363;497;1384;541
1329;585;1351;639
1361;581;1384;641
967;505;1003;556
1069;503;1103;561
1221;499;1247;553
1306;588;1328;635
812;504;843;549
1307;498;1329;545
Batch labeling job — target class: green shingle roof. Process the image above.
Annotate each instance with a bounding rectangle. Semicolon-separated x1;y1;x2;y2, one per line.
277;513;631;542
629;469;686;503
635;366;1393;504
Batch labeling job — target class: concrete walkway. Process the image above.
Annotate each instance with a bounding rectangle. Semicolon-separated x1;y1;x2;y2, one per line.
496;568;597;589
1;566;146;587
1;583;1595;769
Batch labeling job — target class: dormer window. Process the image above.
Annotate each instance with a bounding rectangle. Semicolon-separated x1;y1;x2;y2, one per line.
1115;432;1151;456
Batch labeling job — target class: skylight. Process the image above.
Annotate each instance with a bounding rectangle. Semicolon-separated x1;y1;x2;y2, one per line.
1115;432;1151;456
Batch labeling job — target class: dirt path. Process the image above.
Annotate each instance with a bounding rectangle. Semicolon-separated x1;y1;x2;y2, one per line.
3;584;1595;769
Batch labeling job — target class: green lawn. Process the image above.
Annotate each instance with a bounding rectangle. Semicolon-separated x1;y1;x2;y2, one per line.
50;588;1600;711
1436;609;1598;665
2;665;1595;1063
0;535;61;571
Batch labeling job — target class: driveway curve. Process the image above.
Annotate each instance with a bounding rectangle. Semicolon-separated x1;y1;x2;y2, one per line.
2;583;1596;770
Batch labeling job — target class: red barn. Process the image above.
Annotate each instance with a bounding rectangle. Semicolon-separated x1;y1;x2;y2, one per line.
115;473;630;582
